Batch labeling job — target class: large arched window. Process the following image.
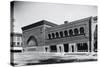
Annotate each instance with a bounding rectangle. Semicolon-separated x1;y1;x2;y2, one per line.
69;29;73;36
48;34;51;39
52;33;55;39
74;28;79;35
64;30;68;37
56;32;59;38
27;36;37;46
60;31;64;37
80;27;84;34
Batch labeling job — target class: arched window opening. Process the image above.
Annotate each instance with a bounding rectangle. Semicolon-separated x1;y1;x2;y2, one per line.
48;34;51;39
52;33;55;39
56;32;59;38
74;28;79;35
80;27;84;34
27;36;37;46
64;30;68;37
69;29;73;36
60;31;64;37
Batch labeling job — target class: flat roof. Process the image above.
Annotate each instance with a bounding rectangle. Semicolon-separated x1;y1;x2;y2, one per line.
46;16;97;31
21;20;58;31
11;32;22;36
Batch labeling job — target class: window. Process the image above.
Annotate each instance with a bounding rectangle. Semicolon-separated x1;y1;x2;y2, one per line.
64;30;68;37
13;37;16;41
17;42;20;46
63;44;69;52
77;43;82;52
56;32;59;38
60;31;64;37
48;34;51;39
83;43;88;52
77;43;88;52
80;27;84;34
11;42;15;47
74;28;79;35
45;47;48;52
94;40;97;52
13;42;15;45
50;45;57;52
69;29;73;36
59;46;62;52
52;33;55;38
72;45;74;52
17;37;20;41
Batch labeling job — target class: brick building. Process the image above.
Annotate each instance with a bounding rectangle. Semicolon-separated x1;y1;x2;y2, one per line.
22;16;97;53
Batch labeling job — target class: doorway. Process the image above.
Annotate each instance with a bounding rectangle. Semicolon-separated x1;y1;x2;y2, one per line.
71;45;74;52
63;44;69;52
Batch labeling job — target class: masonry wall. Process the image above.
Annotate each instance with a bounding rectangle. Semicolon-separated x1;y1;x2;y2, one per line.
45;17;90;46
22;25;45;48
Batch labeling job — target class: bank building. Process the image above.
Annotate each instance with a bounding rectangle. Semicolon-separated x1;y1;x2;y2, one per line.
21;16;97;54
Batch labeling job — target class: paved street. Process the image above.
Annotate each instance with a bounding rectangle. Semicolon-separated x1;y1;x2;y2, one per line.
12;52;97;66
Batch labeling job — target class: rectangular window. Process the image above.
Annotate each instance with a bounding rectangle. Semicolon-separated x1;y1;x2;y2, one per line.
17;42;20;46
17;37;20;41
77;43;88;52
48;34;51;39
13;37;17;41
63;44;69;52
83;43;88;52
11;42;16;47
50;45;57;52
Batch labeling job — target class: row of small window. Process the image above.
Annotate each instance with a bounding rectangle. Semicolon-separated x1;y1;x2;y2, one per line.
13;37;22;41
48;27;85;39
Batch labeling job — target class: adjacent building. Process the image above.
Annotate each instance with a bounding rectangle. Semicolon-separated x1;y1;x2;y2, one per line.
10;32;23;52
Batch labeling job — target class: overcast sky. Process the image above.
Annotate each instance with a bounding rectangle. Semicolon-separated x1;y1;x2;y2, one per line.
13;1;97;33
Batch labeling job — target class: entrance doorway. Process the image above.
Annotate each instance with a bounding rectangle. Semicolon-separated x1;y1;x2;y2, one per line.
63;44;69;52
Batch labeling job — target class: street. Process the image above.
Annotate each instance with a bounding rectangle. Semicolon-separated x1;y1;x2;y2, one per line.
12;52;97;66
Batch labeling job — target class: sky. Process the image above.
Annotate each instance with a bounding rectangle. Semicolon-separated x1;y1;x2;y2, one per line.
13;1;97;33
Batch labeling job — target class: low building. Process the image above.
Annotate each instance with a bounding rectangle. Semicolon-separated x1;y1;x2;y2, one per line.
21;16;97;53
10;32;23;52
